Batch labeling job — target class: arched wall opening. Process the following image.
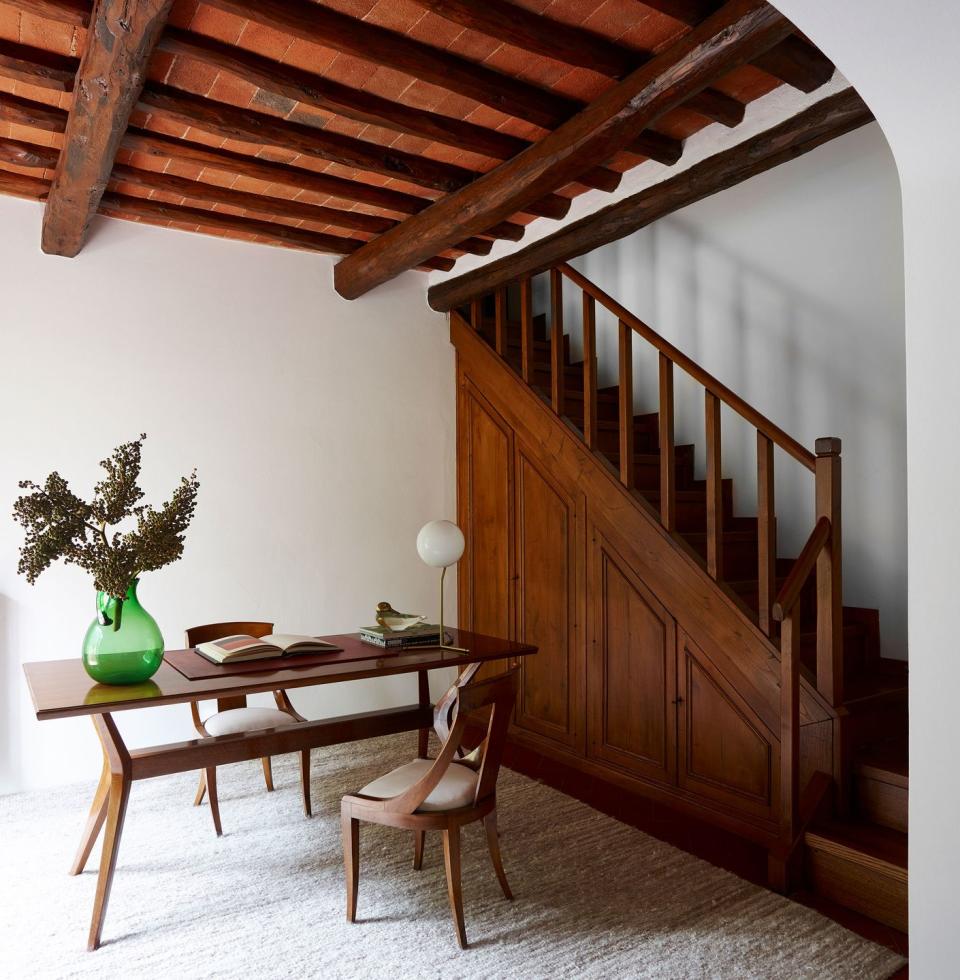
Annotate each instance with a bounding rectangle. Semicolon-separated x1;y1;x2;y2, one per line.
768;2;960;973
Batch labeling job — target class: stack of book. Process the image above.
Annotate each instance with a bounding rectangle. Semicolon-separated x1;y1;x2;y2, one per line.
359;623;449;649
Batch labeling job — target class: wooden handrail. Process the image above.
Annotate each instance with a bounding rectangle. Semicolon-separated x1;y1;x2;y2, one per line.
557;262;816;471
772;516;831;620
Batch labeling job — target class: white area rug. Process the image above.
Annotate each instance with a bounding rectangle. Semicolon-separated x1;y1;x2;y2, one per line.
0;733;905;979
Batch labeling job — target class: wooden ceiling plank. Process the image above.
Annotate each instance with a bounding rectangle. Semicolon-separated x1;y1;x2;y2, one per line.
0;0;89;28
333;0;793;300
204;0;681;168
137;84;571;221
157;28;622;193
41;0;175;257
0;135;60;169
427;89;873;311
0;90;67;134
0;39;76;92
0;166;50;200
409;0;744;127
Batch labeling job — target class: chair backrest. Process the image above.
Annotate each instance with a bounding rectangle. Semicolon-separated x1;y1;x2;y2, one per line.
184;621;274;647
380;667;518;815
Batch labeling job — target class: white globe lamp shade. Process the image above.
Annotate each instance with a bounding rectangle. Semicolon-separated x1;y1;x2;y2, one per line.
417;520;465;568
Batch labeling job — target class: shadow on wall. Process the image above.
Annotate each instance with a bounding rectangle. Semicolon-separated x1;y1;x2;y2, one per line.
549;189;907;659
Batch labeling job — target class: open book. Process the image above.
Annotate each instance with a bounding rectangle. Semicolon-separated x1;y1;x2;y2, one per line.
195;633;342;665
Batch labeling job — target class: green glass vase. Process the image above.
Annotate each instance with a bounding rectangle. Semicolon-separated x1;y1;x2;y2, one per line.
81;579;164;685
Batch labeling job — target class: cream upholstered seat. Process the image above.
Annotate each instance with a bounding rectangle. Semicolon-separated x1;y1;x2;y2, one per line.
360;759;478;813
203;706;295;738
185;620;313;836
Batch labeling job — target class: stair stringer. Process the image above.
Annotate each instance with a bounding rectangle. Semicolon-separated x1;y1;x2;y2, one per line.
453;313;838;839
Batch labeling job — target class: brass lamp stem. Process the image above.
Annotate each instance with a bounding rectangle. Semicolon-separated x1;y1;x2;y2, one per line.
438;563;468;654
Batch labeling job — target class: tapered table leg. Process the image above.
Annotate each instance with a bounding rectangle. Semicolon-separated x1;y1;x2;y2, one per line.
70;758;111;876
87;714;133;952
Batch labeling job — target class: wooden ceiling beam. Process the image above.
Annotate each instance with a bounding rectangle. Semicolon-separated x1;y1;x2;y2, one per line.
409;0;744;127
137;84;573;221
205;0;688;160
0;39;76;92
157;29;624;190
428;89;872;311
0;90;67;133
41;0;175;257
333;0;793;299
0;135;59;169
0;166;50;201
637;0;834;91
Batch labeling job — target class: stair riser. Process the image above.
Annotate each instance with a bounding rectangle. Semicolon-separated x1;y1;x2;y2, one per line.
804;847;907;932
855;775;908;833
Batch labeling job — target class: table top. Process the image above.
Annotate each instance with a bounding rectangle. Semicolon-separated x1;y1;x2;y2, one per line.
23;630;535;721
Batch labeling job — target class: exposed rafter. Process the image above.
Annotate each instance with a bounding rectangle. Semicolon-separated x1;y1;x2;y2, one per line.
334;0;792;299
408;0;745;126
41;0;175;256
428;89;873;311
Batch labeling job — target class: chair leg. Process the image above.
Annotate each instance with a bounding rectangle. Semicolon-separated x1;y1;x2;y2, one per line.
483;809;513;900
442;826;468;949
341;807;360;923
193;770;207;807
261;756;274;792
300;749;312;817
413;830;426;870
205;767;223;837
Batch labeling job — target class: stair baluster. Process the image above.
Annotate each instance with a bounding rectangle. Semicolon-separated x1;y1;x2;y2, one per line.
520;277;534;384
618;320;634;490
582;293;598;451
494;286;507;357
757;432;776;637
550;268;564;414
705;391;723;580
658;353;676;531
815;438;844;706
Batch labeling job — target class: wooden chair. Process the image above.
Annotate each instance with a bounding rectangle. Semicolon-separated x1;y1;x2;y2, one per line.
185;621;312;836
341;667;518;948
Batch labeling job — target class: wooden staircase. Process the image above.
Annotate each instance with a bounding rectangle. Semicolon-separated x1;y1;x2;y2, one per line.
452;263;908;934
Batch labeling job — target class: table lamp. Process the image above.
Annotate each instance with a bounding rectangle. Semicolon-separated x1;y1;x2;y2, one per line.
416;520;468;654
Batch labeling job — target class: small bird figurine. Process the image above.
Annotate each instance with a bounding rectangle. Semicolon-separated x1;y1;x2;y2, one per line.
376;601;427;632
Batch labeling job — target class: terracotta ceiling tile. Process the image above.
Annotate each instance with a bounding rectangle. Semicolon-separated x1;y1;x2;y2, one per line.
0;7;20;36
324;53;383;89
405;11;463;48
189;5;247;41
234;20;295;61
364;0;427;34
165;58;221;96
482;47;567;89
552;67;612;101
327;0;378;18
280;38;339;74
147;51;177;84
578;0;640;38
444;30;500;63
361;64;415;100
207;73;258;108
169;0;201;30
18;13;75;55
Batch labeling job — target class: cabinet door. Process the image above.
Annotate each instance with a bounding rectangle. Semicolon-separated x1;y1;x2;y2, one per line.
513;446;583;751
587;534;677;784
676;631;777;820
457;382;513;679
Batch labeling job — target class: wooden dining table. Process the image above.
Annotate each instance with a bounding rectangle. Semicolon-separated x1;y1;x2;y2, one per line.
22;629;536;951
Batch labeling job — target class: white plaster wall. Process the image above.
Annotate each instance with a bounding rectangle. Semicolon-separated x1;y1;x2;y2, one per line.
741;2;959;974
566;123;907;659
0;198;456;793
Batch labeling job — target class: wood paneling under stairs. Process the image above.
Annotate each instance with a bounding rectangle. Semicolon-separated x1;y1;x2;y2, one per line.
453;275;908;935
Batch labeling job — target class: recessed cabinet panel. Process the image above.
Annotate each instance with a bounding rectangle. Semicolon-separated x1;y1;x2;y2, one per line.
677;633;776;820
514;448;580;747
587;538;676;784
458;385;513;679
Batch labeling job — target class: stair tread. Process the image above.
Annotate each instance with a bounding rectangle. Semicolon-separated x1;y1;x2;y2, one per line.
806;818;907;872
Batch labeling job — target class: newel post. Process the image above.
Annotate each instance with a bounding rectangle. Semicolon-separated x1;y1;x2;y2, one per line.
815;437;843;706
